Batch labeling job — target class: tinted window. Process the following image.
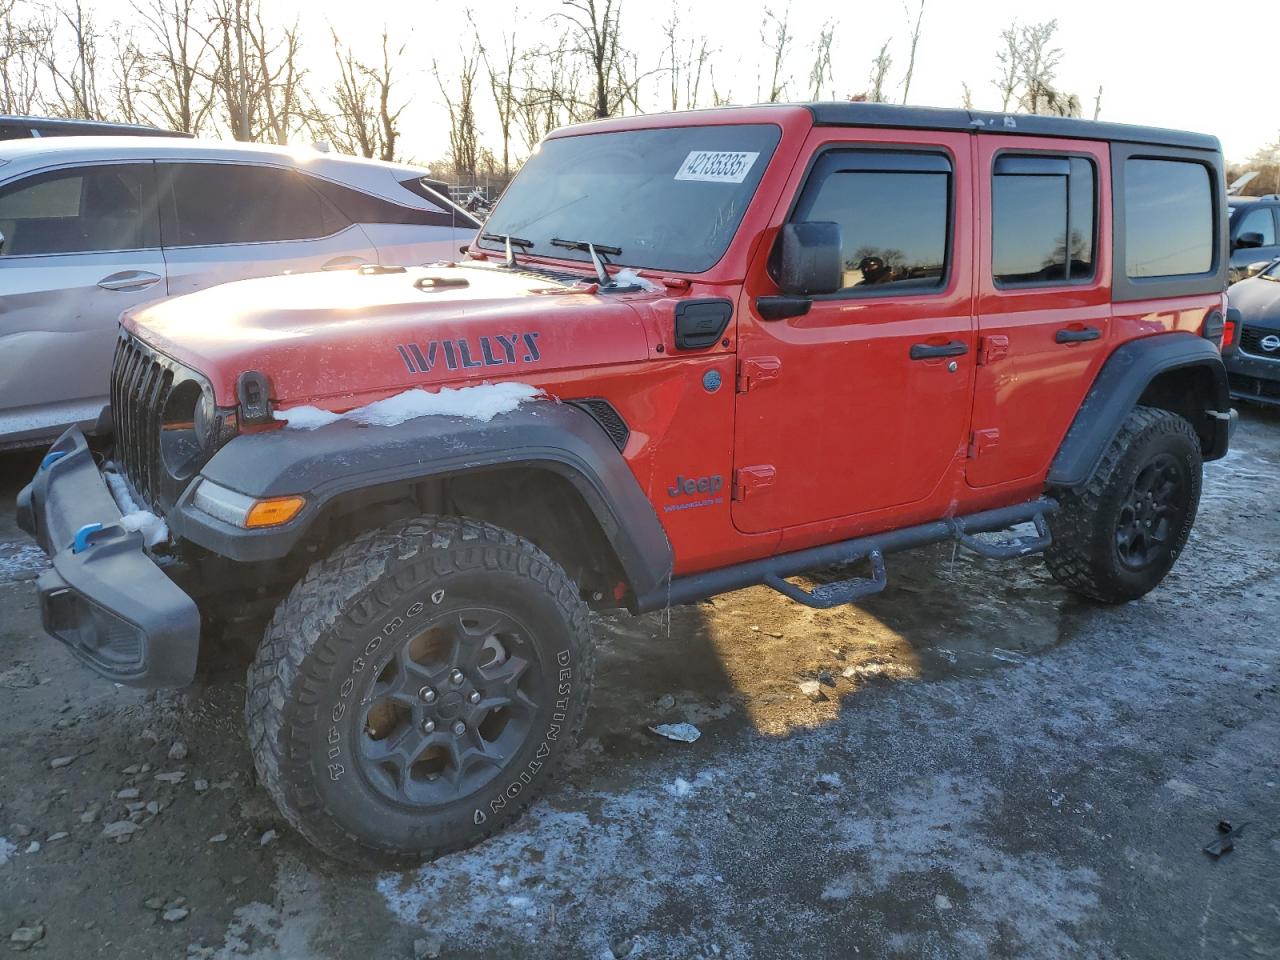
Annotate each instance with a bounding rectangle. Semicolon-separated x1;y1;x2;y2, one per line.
792;153;950;292
310;176;463;228
1236;206;1276;247
1124;159;1213;277
0;164;157;256
993;155;1095;284
163;163;347;247
478;124;782;273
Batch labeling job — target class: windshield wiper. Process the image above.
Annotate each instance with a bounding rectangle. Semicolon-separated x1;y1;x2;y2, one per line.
481;232;534;269
550;237;622;286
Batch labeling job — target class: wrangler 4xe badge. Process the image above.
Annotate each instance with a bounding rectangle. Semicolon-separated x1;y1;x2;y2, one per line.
396;333;542;374
663;473;725;514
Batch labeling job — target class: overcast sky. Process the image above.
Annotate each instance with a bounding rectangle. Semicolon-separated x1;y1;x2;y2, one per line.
90;0;1279;165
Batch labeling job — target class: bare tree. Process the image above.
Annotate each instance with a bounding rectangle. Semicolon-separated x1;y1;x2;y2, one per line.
867;40;892;103
992;21;1021;111
1016;19;1062;115
663;5;712;111
131;0;216;134
899;0;924;104
0;0;51;115
759;5;791;103
42;0;105;119
437;45;481;181
557;0;626;119
325;30;380;158
108;28;148;124
472;12;521;176
1092;84;1103;121
960;81;972;109
209;0;255;139
207;0;308;144
807;20;834;101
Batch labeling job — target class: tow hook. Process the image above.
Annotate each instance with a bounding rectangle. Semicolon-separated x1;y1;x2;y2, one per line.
72;522;105;554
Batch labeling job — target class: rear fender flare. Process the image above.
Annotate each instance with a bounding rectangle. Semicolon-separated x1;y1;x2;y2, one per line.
1047;333;1230;490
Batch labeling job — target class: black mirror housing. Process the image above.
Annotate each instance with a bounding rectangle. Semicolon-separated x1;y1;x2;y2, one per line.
1235;231;1264;250
778;221;843;296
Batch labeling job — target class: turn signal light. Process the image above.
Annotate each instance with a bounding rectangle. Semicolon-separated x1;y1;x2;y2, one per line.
245;496;307;528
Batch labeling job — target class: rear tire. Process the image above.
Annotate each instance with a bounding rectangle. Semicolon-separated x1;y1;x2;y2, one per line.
245;516;594;866
1045;406;1202;604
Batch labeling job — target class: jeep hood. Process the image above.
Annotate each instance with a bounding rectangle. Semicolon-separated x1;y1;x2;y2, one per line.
122;263;656;408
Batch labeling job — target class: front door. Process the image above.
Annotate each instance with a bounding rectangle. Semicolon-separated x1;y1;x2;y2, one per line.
0;162;164;441
732;133;976;535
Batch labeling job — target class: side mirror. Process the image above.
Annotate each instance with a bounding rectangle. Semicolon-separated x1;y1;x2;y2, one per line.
777;221;843;296
0;228;5;255
1245;260;1272;279
1235;231;1264;250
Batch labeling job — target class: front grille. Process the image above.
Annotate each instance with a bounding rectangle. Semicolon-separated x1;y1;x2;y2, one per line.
110;333;174;512
1239;326;1280;361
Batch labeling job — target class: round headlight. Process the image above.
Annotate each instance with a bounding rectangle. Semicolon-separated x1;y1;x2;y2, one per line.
193;388;217;453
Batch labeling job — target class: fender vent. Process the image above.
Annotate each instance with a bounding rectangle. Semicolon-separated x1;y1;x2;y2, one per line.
568;398;630;451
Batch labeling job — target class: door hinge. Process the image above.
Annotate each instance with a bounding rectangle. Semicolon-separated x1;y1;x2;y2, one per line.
968;428;1000;459
732;465;776;500
736;356;781;393
977;335;1009;365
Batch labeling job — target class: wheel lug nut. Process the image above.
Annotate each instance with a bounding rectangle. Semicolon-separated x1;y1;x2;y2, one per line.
419;686;436;704
449;669;465;686
468;690;481;704
453;721;466;736
422;719;435;734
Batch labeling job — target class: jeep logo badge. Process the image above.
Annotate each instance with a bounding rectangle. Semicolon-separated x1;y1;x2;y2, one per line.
1261;334;1280;352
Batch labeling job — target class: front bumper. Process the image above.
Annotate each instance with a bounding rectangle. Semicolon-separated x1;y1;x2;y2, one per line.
16;427;199;687
1225;349;1280;407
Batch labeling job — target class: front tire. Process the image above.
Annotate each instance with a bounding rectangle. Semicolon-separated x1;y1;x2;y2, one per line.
1046;406;1202;604
245;516;594;866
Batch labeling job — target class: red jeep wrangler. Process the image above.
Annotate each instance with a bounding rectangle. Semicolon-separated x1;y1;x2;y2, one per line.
19;103;1235;864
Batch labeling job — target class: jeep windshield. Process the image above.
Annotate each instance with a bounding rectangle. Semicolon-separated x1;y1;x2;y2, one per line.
477;123;782;274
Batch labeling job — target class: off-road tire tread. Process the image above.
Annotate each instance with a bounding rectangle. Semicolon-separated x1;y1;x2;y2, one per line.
244;515;594;867
1045;405;1201;604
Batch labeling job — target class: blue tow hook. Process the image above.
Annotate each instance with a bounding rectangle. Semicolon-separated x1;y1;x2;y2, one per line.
40;450;67;471
72;522;104;554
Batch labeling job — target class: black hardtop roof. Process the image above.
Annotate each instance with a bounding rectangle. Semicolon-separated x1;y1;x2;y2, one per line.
804;102;1220;152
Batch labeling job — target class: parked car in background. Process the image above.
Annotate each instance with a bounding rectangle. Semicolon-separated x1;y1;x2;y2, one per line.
1225;257;1280;406
0;137;479;450
1228;194;1280;281
0;115;190;141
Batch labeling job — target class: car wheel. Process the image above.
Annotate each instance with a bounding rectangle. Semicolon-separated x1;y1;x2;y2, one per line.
1046;405;1202;604
245;515;594;866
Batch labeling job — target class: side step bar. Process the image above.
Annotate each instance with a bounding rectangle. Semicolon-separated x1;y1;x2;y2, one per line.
635;498;1057;612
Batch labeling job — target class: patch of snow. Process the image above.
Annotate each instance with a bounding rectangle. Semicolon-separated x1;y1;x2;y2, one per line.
612;268;662;293
664;770;715;799
0;542;48;583
649;722;701;743
104;468;169;547
0;836;16;865
274;382;543;431
816;773;843;788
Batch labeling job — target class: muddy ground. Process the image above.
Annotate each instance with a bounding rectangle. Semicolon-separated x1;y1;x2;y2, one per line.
1;410;1278;960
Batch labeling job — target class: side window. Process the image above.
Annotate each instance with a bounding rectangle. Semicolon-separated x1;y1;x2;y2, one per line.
0;164;157;256
992;155;1096;285
163;163;348;247
791;151;950;293
1123;158;1213;278
1235;207;1277;248
307;175;460;228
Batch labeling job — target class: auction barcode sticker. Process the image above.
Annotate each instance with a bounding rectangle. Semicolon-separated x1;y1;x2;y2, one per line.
674;151;760;183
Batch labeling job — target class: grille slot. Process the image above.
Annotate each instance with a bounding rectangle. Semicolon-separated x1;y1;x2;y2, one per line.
1239;326;1280;360
110;334;176;511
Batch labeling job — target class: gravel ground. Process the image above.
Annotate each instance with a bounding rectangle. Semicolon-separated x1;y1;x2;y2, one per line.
0;409;1277;960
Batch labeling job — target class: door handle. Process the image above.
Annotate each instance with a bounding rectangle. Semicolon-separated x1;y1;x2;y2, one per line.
321;256;369;271
1055;326;1101;344
909;340;968;360
97;270;161;292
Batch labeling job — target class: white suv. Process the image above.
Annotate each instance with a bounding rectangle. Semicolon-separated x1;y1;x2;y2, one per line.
0;137;479;449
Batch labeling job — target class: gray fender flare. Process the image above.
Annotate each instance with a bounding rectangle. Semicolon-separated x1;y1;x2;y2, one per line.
168;401;673;599
1047;333;1230;489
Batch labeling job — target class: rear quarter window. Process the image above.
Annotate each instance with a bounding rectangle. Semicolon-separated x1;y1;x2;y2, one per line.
1123;158;1214;278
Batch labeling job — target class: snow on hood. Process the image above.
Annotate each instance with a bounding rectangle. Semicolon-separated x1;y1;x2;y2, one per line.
273;381;543;430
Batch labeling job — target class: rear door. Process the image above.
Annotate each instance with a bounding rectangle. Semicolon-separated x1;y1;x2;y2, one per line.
732;130;976;535
157;161;378;296
0;162;164;441
968;137;1111;488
